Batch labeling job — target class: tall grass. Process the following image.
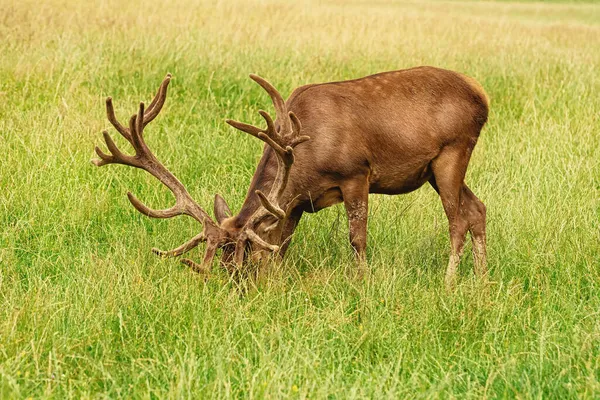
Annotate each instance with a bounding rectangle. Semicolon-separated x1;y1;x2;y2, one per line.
1;0;599;398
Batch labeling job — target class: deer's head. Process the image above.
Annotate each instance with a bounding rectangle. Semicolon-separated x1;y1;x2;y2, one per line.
93;74;309;274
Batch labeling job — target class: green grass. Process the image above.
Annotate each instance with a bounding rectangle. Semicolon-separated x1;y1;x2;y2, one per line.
1;0;599;398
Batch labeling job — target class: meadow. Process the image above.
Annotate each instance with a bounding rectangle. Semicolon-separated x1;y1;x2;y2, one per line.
1;0;599;398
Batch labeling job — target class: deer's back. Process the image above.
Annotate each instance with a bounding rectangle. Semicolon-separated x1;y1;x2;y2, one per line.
285;66;488;200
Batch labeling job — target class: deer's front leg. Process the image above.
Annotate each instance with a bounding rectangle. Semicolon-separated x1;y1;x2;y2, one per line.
341;177;369;272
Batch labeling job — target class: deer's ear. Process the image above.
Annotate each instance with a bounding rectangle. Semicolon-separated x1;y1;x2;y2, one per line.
214;194;232;224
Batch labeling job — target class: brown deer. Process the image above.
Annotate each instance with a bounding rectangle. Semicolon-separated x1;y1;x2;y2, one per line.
93;66;489;287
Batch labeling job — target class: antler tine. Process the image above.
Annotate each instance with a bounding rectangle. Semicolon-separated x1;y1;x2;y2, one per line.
225;109;277;139
258;110;277;137
152;232;206;258
181;240;217;275
92;130;140;167
129;103;145;150
126;191;182;219
246;230;279;252
255;190;285;219
143;73;171;126
289;112;301;135
289;112;310;145
249;74;292;133
225;119;264;138
106;97;132;142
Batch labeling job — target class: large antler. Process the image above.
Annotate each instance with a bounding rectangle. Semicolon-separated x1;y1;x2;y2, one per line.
93;74;224;272
226;74;310;264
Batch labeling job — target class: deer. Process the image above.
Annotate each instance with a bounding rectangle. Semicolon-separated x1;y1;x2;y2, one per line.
93;66;489;287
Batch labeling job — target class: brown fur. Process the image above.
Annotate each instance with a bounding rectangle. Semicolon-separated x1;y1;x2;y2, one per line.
229;66;489;284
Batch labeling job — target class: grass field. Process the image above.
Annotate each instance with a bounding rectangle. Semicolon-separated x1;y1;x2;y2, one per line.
1;0;600;398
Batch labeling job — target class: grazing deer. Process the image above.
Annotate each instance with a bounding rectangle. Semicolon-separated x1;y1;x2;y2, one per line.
93;66;489;287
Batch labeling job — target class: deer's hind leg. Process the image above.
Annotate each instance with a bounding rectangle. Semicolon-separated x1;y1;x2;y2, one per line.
461;185;487;278
429;145;472;288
